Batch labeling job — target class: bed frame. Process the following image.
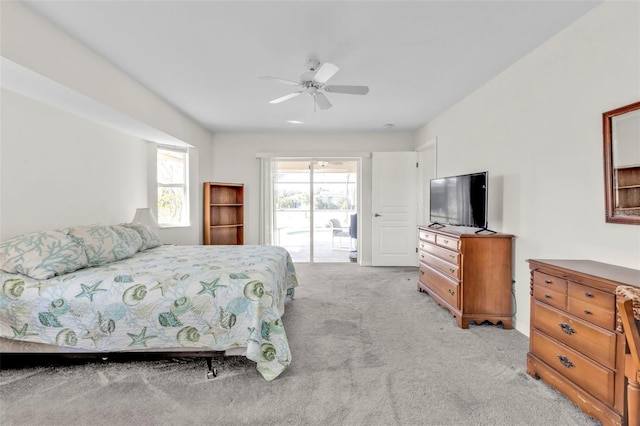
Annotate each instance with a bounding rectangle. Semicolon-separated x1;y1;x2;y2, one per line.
0;337;246;378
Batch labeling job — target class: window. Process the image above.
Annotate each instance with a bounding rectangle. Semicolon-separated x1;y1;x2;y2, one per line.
157;146;189;226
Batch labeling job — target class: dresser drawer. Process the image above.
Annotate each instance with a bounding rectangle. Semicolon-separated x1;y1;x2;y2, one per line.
418;229;437;244
419;241;460;266
419;263;460;309
533;284;567;311
567;282;615;330
531;301;617;369
533;271;567;295
419;251;460;280
436;234;459;251
530;330;615;406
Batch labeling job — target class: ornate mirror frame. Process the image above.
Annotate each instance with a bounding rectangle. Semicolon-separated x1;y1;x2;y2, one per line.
603;101;640;224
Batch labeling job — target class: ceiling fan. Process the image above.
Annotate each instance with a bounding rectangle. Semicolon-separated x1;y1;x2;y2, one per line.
260;59;369;110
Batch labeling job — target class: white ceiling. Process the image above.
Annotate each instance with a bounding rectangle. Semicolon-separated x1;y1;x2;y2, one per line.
23;0;601;134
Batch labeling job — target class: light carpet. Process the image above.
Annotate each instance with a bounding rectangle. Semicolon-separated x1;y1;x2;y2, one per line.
0;263;600;425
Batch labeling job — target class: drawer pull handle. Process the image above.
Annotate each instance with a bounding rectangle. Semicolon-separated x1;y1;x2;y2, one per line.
584;310;592;315
544;279;552;284
557;355;575;368
420;270;424;275
544;294;552;299
559;323;576;335
584;292;594;298
449;268;455;273
443;239;448;244
448;289;455;296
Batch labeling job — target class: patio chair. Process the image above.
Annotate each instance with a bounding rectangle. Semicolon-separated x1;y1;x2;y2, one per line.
327;218;350;249
616;285;640;426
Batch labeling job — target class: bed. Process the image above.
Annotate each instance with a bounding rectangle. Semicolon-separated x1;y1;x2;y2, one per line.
0;224;297;381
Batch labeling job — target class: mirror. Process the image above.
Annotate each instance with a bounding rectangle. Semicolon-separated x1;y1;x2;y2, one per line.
603;101;640;224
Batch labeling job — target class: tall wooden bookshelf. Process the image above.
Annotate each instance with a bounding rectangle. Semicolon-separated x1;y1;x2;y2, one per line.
203;182;244;245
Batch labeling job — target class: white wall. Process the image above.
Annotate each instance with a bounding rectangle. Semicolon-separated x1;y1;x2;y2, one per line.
0;87;206;245
415;0;640;335
0;2;214;244
0;89;148;238
210;132;416;264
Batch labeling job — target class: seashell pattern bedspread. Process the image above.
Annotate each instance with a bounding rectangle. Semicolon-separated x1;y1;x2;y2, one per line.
0;245;298;380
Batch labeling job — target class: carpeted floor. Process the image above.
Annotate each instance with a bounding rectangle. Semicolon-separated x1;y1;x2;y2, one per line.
0;263;600;425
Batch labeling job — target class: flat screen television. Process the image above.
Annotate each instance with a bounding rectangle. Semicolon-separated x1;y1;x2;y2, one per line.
429;171;488;229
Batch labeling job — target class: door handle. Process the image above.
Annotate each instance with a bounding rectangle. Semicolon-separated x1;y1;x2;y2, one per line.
374;213;382;217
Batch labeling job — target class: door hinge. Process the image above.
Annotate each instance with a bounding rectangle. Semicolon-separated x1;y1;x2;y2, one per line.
416;162;419;168
416;247;418;253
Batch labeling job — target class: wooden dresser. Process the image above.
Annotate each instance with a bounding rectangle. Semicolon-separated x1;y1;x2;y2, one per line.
527;259;640;426
417;225;514;329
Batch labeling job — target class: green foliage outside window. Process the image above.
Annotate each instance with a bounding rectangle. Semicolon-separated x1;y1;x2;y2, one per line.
157;147;188;226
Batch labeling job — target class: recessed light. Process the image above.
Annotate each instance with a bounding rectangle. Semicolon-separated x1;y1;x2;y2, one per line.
287;120;303;124
383;123;394;129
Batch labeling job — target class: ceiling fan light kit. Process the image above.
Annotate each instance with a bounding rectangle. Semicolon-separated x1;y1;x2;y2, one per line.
261;59;369;110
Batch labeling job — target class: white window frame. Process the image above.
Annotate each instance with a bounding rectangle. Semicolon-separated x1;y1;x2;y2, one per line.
157;145;190;227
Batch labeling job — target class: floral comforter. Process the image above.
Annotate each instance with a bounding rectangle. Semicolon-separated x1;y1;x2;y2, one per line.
0;245;297;380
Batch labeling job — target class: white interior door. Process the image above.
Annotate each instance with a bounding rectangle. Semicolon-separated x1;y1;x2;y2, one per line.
371;152;418;266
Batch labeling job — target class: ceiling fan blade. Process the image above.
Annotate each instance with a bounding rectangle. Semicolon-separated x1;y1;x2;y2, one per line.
314;92;332;110
313;62;339;84
269;91;302;104
260;76;301;86
324;85;369;95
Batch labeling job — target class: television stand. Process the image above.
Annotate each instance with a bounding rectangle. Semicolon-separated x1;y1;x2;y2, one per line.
417;225;514;329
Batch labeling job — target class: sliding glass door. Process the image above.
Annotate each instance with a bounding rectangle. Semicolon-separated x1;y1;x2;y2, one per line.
273;159;358;263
